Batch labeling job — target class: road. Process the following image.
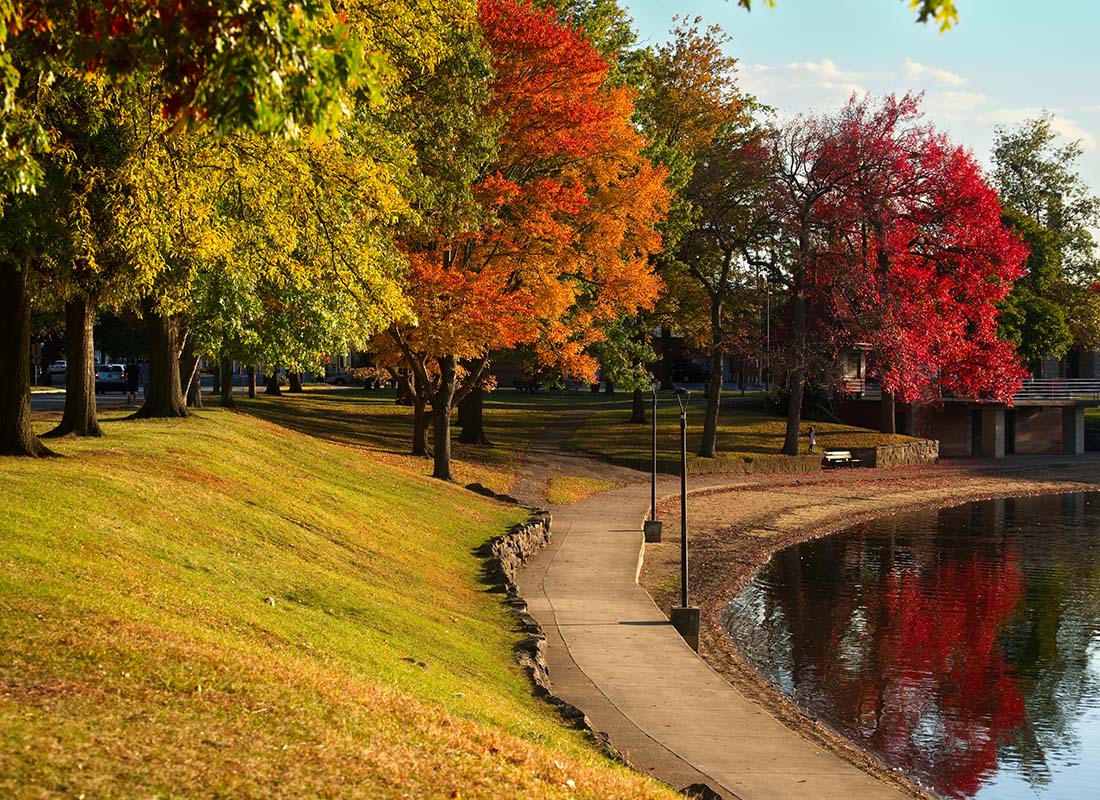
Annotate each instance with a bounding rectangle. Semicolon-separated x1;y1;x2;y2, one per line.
29;387;247;413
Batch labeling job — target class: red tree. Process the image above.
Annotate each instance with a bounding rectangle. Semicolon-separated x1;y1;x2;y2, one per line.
846;128;1028;427
770;97;931;453
773;95;1028;444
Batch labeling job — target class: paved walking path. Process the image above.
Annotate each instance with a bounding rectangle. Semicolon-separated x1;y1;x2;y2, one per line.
513;416;912;800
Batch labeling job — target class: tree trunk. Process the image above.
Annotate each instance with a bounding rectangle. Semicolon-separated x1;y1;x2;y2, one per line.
186;373;203;408
412;392;430;457
604;378;615;394
288;371;304;393
782;289;807;456
700;358;723;458
457;387;491;445
132;301;188;419
395;369;413;405
182;338;203;409
700;298;724;458
880;389;896;434
431;355;457;481
211;361;221;395
247;365;257;399
630;387;646;424
48;295;102;438
783;372;805;455
220;357;235;409
0;262;52;456
660;325;674;389
783;232;811;457
265;367;282;396
457;390;470;428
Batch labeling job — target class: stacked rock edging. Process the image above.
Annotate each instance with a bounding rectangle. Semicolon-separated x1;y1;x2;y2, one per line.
479;506;616;749
850;439;939;468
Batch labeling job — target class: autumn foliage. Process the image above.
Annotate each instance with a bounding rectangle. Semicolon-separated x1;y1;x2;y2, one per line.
815;99;1030;404
384;0;667;477
771;95;1028;449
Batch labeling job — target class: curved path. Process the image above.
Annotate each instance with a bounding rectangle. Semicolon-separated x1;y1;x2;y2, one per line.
513;414;912;800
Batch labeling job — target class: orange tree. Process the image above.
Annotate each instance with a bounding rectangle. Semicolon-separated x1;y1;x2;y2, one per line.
381;0;667;480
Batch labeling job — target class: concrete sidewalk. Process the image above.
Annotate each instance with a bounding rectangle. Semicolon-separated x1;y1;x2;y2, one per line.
517;476;910;800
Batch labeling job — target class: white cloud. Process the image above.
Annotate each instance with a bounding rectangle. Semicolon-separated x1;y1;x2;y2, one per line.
819;81;869;100
904;58;965;87
979;106;1097;149
751;57;862;82
741;58;868;113
738;57;1096;154
1050;116;1096;149
924;90;989;120
787;57;846;80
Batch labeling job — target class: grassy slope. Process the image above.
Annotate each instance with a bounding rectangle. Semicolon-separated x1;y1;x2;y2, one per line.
2;403;675;799
573;394;916;473
240;387;625;495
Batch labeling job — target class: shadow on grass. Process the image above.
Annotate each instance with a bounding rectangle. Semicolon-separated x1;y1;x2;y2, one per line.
235;386;619;477
238;388;412;456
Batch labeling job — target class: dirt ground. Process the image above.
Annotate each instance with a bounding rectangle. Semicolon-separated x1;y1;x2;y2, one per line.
639;460;1100;799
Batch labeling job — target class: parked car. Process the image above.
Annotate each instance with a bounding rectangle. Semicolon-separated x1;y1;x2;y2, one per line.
48;360;67;375
94;366;127;394
325;371;362;386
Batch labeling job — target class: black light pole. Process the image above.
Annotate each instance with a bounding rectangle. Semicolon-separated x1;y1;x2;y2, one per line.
644;382;662;542
652;382;658;519
676;389;688;607
670;388;699;650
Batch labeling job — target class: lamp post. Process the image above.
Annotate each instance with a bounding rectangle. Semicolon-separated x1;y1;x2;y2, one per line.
670;388;700;651
644;382;662;542
764;274;771;386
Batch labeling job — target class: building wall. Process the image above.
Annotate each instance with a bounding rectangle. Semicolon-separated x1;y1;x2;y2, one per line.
932;404;973;457
1013;407;1063;454
836;398;881;430
835;397;912;434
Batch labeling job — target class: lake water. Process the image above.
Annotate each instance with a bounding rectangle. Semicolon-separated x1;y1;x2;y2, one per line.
723;492;1100;800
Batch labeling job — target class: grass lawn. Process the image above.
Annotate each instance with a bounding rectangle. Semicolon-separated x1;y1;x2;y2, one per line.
572;393;917;474
1086;407;1100;431
1;405;676;799
236;386;626;494
545;476;620;505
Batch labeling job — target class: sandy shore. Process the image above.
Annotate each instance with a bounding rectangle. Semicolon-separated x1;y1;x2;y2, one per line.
639;459;1100;799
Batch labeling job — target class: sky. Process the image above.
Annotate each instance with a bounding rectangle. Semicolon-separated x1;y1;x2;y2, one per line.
620;0;1100;193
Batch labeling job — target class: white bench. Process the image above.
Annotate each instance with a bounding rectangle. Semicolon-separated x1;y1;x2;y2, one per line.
822;449;860;468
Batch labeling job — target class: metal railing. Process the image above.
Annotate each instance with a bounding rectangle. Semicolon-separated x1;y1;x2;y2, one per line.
842;377;1100;403
842;378;881;399
1014;378;1100;402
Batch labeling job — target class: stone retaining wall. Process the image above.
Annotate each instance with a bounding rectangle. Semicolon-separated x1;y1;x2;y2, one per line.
481;510;612;743
849;438;939;468
485;512;552;591
609;453;823;477
601;442;939;476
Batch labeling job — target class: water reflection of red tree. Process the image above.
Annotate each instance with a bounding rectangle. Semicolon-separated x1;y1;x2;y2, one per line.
846;550;1027;798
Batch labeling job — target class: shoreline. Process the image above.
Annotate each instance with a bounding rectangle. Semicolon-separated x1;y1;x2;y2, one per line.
637;461;1100;800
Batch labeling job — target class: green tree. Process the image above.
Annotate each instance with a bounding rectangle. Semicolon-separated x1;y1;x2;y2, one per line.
996;209;1072;371
638;21;769;458
992;114;1100;282
0;1;375;455
992;115;1100;369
